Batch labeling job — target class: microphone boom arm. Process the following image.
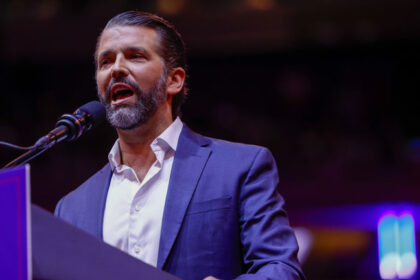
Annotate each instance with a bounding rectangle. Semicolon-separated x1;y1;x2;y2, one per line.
2;101;105;169
3;145;50;169
3;124;72;169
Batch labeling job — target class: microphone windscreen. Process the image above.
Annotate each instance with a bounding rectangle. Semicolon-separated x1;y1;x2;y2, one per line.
77;101;106;128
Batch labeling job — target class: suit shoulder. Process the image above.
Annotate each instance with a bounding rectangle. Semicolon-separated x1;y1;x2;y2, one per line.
55;164;111;236
207;135;269;152
200;135;274;162
58;164;111;206
182;125;271;156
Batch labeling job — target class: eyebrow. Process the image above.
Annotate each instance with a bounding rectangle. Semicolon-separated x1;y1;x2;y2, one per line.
97;46;150;62
97;50;113;62
125;46;150;56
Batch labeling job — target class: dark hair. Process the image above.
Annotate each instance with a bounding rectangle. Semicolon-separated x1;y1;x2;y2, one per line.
97;11;188;118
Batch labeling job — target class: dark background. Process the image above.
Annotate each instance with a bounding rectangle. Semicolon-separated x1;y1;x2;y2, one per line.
1;0;419;278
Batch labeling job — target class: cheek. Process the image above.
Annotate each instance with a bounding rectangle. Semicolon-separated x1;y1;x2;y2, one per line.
96;72;108;94
133;66;163;90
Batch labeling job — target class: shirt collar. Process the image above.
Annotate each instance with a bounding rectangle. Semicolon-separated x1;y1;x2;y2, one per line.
157;116;183;152
108;117;183;171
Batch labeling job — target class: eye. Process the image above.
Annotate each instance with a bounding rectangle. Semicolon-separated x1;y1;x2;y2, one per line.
130;53;146;60
99;59;111;68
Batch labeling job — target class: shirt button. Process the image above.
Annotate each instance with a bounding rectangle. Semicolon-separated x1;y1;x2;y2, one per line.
134;245;141;254
135;204;141;212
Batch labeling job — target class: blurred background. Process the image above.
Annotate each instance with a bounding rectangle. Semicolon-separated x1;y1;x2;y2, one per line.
1;0;420;279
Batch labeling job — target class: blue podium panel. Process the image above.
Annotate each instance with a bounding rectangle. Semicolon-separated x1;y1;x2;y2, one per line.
0;165;31;280
32;205;180;280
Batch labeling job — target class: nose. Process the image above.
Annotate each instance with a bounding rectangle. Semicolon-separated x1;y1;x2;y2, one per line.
111;55;128;79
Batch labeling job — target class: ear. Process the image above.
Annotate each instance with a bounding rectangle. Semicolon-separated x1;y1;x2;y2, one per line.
166;67;186;96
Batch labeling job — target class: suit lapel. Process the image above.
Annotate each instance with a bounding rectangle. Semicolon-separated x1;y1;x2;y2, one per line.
157;126;211;269
89;164;113;239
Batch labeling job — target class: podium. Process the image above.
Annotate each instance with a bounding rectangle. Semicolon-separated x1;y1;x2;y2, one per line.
31;205;179;280
1;166;179;280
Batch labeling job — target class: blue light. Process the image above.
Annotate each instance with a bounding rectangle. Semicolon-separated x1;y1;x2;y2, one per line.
378;212;417;279
398;213;417;279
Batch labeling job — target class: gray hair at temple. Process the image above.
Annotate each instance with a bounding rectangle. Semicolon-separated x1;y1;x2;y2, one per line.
95;11;188;119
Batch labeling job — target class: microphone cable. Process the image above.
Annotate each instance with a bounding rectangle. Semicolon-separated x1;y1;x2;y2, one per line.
0;141;36;151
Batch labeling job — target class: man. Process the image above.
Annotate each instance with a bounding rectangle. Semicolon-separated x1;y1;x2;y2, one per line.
55;11;305;280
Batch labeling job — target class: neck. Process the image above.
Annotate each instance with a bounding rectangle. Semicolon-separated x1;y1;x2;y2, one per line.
115;103;173;181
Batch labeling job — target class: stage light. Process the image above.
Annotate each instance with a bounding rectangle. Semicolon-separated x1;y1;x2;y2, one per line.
378;212;417;279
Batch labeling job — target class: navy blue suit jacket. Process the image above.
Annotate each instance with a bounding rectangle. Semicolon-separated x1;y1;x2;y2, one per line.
55;125;305;280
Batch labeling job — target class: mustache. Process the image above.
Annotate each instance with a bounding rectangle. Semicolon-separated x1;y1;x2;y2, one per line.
104;77;142;103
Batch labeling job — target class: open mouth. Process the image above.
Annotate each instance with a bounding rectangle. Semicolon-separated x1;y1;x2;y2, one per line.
110;83;135;104
112;88;133;101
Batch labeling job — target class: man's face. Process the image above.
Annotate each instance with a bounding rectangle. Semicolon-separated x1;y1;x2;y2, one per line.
96;25;167;130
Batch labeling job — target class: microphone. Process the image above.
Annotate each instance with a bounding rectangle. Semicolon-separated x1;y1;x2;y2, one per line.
35;101;106;148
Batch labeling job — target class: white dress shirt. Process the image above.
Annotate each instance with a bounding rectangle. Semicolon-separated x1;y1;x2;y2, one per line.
103;117;183;267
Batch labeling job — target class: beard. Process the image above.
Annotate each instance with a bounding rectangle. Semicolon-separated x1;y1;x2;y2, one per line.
97;73;167;130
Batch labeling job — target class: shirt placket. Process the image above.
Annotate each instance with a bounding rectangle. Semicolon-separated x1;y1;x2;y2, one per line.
127;143;166;259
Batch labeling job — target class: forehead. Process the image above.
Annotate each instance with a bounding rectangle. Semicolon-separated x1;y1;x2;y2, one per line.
97;25;159;56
